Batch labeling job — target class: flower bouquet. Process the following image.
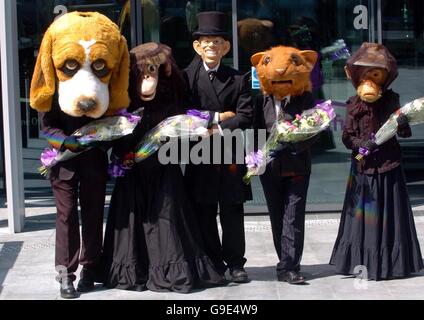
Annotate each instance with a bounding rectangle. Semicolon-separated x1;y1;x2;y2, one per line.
243;100;335;184
39;109;143;178
356;97;424;160
108;109;211;177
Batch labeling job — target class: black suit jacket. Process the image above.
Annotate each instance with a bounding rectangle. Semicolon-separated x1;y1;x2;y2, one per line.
40;102;108;180
183;56;253;204
253;92;317;176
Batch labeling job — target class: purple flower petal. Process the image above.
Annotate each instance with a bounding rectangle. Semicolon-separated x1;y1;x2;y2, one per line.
186;109;211;121
40;148;58;167
316;100;336;119
107;159;133;177
358;147;370;156
117;109;142;123
245;150;264;169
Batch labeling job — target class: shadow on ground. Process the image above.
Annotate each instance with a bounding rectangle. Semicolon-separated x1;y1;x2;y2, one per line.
0;241;24;294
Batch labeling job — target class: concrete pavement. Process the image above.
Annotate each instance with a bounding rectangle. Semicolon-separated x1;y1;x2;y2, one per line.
1;201;424;300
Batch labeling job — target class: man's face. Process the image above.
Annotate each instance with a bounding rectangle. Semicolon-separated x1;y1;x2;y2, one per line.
193;36;231;68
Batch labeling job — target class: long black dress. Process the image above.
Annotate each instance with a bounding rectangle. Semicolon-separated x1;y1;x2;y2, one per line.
330;92;424;280
101;53;224;293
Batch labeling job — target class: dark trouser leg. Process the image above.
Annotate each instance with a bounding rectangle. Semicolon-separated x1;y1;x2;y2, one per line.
78;171;107;272
51;176;80;282
219;204;246;270
195;203;226;274
78;151;108;275
278;175;310;274
260;170;285;260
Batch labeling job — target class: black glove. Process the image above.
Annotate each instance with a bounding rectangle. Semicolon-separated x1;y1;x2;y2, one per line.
269;141;293;158
360;139;378;153
397;113;409;130
61;136;88;153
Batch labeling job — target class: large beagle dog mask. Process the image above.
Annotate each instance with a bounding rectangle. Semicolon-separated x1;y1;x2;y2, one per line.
30;12;130;118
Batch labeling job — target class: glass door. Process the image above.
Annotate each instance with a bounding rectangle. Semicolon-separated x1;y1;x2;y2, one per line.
16;0;132;197
237;0;371;210
141;0;233;69
0;73;4;196
17;0;132;148
381;0;424;207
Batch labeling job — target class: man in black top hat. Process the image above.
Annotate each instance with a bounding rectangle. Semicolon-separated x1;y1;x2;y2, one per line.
184;11;253;283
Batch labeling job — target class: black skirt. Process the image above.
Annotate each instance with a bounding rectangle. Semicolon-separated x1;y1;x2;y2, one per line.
101;156;224;293
330;164;423;280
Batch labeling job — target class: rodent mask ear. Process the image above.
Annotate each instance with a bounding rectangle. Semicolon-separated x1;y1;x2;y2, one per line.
250;52;265;67
30;28;56;112
344;66;352;79
299;50;318;71
106;35;130;115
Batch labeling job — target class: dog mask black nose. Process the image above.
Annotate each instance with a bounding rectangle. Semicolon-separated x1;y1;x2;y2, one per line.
77;99;97;112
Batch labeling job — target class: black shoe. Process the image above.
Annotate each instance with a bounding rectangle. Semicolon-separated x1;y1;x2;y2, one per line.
60;278;78;299
278;271;306;284
230;268;250;283
77;268;95;292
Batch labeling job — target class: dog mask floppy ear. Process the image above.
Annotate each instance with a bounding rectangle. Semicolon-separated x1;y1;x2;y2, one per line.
106;35;130;115
30;28;56;112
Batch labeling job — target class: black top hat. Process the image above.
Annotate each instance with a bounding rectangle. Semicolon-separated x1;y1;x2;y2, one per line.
193;11;229;39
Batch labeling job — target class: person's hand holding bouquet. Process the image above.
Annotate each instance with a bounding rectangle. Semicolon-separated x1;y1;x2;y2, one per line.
244;100;335;184
356;97;424;161
39;109;143;178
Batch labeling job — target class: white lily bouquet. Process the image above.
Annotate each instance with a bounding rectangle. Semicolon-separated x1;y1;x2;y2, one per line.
244;100;335;183
356;97;424;160
39;109;143;178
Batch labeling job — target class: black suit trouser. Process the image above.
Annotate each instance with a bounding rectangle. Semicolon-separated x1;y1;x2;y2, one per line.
195;203;247;274
260;172;310;275
50;151;108;282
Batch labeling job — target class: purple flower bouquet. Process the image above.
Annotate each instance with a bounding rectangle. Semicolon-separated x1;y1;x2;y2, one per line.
108;109;210;177
39;109;143;178
243;100;335;184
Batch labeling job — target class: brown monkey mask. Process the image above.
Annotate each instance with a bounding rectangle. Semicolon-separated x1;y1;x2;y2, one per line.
345;42;398;103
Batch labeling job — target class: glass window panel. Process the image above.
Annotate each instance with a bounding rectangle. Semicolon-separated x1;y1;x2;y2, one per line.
16;0;131;196
237;0;369;208
143;0;233;68
381;0;424;206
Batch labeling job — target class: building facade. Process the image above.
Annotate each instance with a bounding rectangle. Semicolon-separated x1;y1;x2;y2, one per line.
1;0;424;214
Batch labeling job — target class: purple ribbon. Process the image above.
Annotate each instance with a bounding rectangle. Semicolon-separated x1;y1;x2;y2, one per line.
117;109;142;123
245;150;264;169
316;100;336;119
186;109;211;121
40;148;58;167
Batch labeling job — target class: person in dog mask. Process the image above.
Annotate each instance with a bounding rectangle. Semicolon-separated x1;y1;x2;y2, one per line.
184;11;253;284
30;12;130;298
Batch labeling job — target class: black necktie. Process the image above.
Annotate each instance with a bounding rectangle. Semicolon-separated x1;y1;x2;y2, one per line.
281;98;288;109
208;71;216;81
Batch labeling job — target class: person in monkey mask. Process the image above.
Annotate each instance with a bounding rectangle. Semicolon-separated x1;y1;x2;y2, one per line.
330;42;423;280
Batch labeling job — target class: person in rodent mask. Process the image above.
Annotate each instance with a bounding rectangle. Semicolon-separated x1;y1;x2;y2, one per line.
330;43;424;280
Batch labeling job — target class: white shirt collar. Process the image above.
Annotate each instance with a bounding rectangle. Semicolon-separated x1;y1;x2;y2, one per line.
203;62;220;72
